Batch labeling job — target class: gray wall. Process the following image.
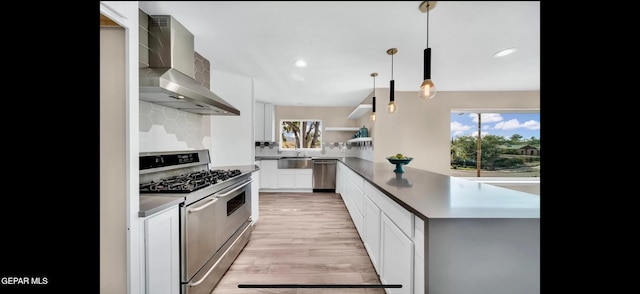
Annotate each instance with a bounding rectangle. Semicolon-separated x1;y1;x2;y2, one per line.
428;218;540;294
100;25;127;294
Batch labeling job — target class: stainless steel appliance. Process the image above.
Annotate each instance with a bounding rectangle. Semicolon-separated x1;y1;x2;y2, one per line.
139;149;252;294
312;159;337;192
138;12;240;115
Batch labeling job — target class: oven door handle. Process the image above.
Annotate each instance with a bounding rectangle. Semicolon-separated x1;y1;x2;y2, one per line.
214;179;253;198
187;197;218;213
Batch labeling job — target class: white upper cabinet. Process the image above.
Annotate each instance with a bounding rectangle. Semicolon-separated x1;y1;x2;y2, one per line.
254;102;275;142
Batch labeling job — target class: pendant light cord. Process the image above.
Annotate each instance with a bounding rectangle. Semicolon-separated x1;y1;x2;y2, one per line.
391;54;394;80
426;1;430;48
373;75;376;95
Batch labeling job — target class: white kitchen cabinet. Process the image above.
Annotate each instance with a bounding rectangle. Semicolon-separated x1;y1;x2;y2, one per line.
251;163;260;224
335;161;344;195
276;169;295;188
363;195;381;274
414;216;425;294
343;172;365;237
143;205;180;294
254;102;265;142
254;102;275;142
276;168;312;189
380;213;414;294
259;160;278;189
294;169;313;188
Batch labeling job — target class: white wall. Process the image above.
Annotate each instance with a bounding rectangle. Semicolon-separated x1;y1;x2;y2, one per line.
209;69;254;167
372;90;540;175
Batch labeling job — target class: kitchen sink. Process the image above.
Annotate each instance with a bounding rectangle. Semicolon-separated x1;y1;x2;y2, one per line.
278;157;313;169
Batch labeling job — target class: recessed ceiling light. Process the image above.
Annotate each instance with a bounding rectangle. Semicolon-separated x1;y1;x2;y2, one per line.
295;60;307;67
494;47;517;58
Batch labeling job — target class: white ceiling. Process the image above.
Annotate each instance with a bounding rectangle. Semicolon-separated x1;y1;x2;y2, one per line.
138;1;540;107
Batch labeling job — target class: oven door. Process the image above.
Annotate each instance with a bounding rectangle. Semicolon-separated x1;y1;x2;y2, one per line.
182;195;222;283
214;177;252;246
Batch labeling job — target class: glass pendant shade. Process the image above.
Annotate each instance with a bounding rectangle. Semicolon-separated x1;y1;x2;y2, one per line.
388;79;397;113
387;101;397;113
419;79;436;99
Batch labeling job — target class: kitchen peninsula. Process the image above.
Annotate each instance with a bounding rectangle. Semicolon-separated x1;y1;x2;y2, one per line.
336;157;540;294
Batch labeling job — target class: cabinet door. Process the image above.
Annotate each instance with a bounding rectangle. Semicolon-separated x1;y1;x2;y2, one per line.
145;205;180;294
363;195;381;274
380;213;414;294
277;169;296;189
344;176;364;236
260;160;278;189
294;169;313;189
335;162;343;195
254;102;265;141
264;103;275;142
251;166;260;223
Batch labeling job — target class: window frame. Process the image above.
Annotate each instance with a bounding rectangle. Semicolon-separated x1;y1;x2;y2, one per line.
450;109;540;180
278;119;323;151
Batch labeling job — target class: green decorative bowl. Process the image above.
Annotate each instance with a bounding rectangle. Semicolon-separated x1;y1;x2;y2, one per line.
386;157;413;173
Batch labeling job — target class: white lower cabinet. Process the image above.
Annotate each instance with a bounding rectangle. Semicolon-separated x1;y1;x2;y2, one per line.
258;159;311;191
276;168;312;189
414;216;425;294
380;213;414;294
259;160;278;189
363;195;381;273
344;175;365;236
294;169;313;188
337;161;421;294
335;162;343;195
142;205;180;294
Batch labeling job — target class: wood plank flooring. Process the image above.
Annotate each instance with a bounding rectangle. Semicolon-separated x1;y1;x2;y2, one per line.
212;192;385;294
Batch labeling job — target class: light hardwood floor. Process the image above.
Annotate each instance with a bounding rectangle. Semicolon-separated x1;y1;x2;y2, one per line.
212;192;385;294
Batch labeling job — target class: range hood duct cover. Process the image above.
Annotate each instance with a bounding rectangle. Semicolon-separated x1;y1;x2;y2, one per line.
139;15;240;116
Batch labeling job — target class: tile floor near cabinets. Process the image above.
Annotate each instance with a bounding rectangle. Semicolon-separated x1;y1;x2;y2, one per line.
212;192;384;294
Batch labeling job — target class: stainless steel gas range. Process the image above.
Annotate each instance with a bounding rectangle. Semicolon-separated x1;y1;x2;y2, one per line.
139;149;253;294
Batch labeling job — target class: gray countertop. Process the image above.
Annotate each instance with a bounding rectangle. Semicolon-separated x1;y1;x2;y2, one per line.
339;157;540;220
139;164;260;217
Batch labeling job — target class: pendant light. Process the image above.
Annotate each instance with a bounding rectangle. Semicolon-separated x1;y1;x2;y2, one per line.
419;1;437;99
370;72;378;121
387;48;398;114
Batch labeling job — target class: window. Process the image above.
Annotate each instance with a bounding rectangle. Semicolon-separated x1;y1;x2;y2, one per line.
450;111;540;178
279;119;322;150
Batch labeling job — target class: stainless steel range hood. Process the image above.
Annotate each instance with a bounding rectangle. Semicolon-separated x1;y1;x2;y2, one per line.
139;14;240;116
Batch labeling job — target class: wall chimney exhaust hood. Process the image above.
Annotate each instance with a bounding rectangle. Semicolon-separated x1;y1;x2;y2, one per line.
139;15;240;116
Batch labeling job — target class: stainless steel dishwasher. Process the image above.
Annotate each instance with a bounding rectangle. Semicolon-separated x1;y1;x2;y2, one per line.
312;159;337;192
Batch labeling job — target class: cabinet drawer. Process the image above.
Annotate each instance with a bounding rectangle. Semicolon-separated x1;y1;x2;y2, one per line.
364;181;413;238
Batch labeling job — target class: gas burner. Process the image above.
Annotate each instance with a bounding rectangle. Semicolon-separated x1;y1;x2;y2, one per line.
140;169;243;193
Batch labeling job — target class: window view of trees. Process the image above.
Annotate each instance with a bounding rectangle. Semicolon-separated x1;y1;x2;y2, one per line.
280;120;322;150
450;112;540;178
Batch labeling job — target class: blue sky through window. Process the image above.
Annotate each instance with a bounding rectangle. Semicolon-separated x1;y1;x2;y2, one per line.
450;113;540;140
